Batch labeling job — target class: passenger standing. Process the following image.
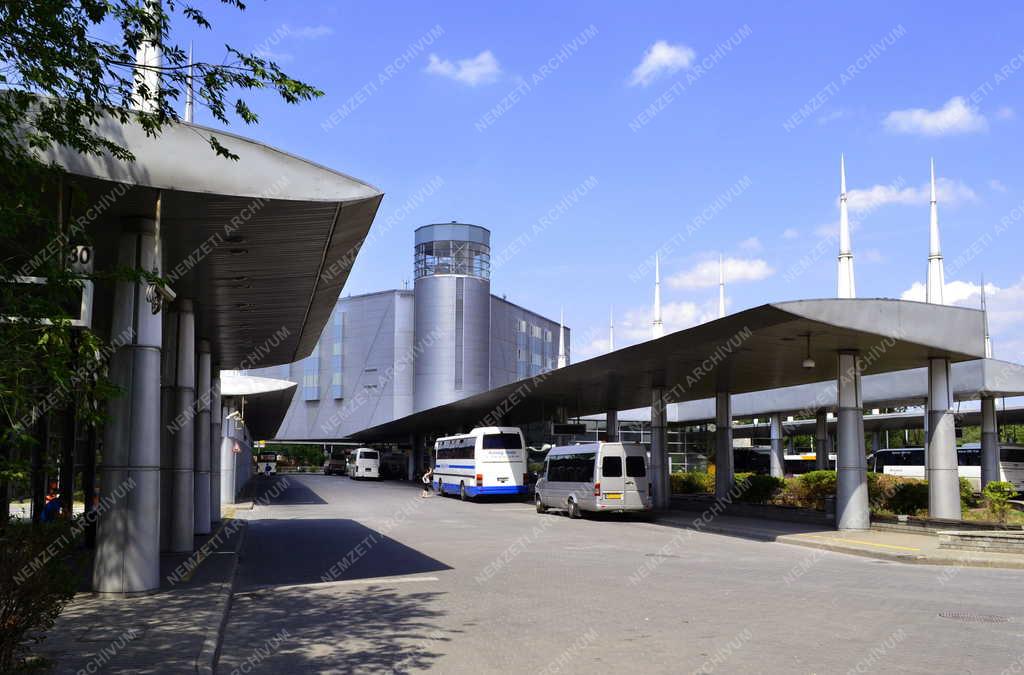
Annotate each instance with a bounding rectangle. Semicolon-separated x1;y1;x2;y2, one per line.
421;467;433;498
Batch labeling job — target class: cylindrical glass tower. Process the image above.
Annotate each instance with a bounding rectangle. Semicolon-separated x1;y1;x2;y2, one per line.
413;223;491;412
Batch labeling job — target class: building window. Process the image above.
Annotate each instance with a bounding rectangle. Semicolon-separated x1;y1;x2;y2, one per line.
516;347;526;361
303;344;319;401
531;324;542;339
331;310;343;398
516;318;527;333
532;353;542;367
544;328;552;342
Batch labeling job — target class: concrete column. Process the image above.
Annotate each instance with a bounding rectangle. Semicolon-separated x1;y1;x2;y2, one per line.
871;430;881;457
606;410;619;442
194;339;212;535
220;398;236;505
171;300;196;553
93;217;161;594
714;392;733;500
814;411;829;470
981;396;1000;488
158;307;177;552
210;374;222;523
836;352;869;530
650;388;669;508
927;358;960;519
769;413;784;478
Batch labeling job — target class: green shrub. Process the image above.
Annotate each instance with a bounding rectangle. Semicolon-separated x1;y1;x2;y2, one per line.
982;481;1017;524
960;477;979;510
887;481;929;516
0;516;83;671
796;470;836;509
734;474;785;504
866;472;903;511
670;471;713;494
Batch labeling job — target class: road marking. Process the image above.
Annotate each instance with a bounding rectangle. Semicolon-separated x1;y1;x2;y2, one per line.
802;534;920;552
237;575;441;595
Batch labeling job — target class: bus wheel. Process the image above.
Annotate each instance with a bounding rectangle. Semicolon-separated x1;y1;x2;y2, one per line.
437;481;445;497
535;494;547;513
567;499;581;519
460;483;468;501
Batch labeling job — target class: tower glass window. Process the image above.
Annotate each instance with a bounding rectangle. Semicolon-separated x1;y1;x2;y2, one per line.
414;240;490;279
303;344;320;401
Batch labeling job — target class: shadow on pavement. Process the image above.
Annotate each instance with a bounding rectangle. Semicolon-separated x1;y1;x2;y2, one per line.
249;476;327;505
237;519;452;589
223;585;457;674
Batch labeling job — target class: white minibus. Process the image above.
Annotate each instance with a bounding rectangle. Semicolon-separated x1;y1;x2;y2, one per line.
535;442;652;518
347;448;380;480
433;427;527;500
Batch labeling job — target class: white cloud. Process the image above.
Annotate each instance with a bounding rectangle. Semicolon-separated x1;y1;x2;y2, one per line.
883;97;987;136
782;227;799;239
990;179;1008;193
629;40;696;87
900;280;996;305
739;237;761;252
425;50;501;86
667;257;774;289
846;177;977;213
287;24;334;39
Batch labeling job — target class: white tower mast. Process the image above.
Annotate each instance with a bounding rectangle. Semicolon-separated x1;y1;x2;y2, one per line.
608;306;615;352
926;158;946;304
652;254;665;339
132;0;162;113
557;307;568;368
184;42;194;122
718;254;726;318
837;154;856;299
981;277;993;358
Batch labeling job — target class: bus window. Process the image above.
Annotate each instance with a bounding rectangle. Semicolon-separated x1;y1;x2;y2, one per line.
1001;447;1024;463
482;433;523;449
360;450;379;460
626;456;646;477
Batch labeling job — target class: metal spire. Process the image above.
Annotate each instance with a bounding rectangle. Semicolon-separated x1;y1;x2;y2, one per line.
981;276;993;358
132;0;163;113
926;157;946;304
185;42;194;123
608;306;615;352
837;153;856;298
557;307;568;368
718;254;726;318
652;253;664;339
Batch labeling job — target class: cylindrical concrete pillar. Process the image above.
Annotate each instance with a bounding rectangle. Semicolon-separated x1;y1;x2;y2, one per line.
650;388;669;508
606;410;619;442
220;397;236;505
769;413;784;478
93;217;161;594
171;300;196;552
210;374;222;522
158;307;177;552
981;396;1000;488
714;392;733;500
194;339;212;535
871;430;881;457
814;411;829;470
927;358;960;519
836;352;870;530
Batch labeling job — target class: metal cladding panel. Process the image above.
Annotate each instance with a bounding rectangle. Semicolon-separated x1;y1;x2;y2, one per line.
489;296;565;388
414;275;490;411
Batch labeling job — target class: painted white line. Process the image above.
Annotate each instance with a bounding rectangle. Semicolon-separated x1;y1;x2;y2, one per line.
237;575;441;595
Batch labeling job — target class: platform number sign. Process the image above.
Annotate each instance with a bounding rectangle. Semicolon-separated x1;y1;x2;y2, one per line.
67;245;94;274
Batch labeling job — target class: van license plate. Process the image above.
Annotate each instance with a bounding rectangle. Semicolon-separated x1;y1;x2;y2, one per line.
497;477;508;483
604;493;623;499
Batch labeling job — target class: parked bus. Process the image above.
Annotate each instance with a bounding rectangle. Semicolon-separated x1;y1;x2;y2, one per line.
433;427;527;500
535;442;651;518
323;448;348;476
257;453;278;476
347;448;380;479
870;444;1024;492
733;447;835;475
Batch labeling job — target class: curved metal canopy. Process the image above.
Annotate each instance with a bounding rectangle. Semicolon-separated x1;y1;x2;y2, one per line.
37;115;383;370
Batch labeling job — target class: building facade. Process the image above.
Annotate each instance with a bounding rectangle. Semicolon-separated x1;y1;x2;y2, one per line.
257;223;568;440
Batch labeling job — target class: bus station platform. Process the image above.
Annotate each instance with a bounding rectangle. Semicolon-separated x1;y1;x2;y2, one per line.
656;509;1024;570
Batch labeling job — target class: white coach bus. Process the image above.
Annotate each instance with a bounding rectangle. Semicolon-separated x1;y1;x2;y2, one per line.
433;427;528;500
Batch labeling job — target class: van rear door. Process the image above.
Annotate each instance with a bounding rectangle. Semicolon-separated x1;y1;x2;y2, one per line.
624;448;649;509
599;447;626;504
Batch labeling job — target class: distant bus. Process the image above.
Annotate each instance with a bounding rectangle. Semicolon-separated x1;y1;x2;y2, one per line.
323;448;348;476
733;447;834;475
433;427;528;500
870;444;1024;492
257;453;278;476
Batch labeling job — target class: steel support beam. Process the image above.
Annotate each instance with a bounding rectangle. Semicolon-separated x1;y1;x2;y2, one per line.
650;387;669;509
769;413;784;478
981;396;1000;488
815;411;830;470
606;410;619;442
715;392;733;500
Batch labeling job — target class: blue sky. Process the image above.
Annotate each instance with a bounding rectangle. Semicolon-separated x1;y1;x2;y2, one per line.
174;1;1024;362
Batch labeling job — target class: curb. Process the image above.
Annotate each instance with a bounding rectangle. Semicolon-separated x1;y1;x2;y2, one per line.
776;535;1024;569
195;518;247;674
